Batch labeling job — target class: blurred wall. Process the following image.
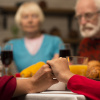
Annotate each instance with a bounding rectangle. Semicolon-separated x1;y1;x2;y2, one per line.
0;0;78;42
0;0;76;8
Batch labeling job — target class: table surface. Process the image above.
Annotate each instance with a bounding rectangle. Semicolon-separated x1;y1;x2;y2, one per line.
17;91;86;100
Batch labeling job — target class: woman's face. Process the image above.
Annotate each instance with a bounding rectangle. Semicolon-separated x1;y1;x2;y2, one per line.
20;12;41;38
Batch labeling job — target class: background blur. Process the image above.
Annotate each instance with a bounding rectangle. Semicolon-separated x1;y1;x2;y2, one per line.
0;0;82;55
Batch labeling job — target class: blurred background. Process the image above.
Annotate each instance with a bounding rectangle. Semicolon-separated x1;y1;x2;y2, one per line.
0;0;82;55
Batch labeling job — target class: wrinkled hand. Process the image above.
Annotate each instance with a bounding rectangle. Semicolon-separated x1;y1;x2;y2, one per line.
31;64;58;93
47;58;74;83
14;64;58;97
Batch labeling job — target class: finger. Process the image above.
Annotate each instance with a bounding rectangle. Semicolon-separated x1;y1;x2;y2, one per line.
46;68;54;76
47;72;54;78
44;64;50;68
50;69;55;76
62;58;68;61
44;68;52;74
42;64;50;69
52;79;59;84
50;73;56;78
47;60;53;66
47;63;52;68
46;60;51;64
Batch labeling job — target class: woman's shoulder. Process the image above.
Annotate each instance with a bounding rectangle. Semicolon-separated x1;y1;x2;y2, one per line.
8;38;23;44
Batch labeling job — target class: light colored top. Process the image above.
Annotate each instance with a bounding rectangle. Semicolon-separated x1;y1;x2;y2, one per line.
8;34;63;72
24;35;44;55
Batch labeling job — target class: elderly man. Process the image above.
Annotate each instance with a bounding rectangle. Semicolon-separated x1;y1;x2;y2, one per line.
76;0;100;61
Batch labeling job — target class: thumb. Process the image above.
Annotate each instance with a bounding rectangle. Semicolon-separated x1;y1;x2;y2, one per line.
47;60;53;66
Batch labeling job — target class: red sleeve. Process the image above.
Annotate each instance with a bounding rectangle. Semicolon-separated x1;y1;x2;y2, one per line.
0;76;16;100
67;75;100;100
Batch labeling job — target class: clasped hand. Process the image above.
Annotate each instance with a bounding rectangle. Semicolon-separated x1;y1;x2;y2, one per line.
31;58;74;93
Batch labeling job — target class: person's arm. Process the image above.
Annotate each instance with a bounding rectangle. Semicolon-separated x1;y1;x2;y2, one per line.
0;76;16;100
0;64;58;100
47;58;100;100
13;64;58;97
67;75;100;100
47;58;74;83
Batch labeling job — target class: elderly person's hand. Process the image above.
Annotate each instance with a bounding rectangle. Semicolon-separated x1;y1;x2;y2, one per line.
47;58;75;83
31;64;58;92
14;64;58;97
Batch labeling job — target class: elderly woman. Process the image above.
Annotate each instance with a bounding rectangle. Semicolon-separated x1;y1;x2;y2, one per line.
8;2;63;72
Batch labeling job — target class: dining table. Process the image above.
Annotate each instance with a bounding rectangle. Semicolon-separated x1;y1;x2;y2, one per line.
17;91;86;100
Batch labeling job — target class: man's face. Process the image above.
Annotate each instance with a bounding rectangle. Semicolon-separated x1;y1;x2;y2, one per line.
76;0;100;38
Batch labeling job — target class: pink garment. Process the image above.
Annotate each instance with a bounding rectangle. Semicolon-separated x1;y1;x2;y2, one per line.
25;35;44;55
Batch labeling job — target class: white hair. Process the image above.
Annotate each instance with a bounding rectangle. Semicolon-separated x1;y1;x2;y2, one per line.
75;0;100;11
15;1;45;27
